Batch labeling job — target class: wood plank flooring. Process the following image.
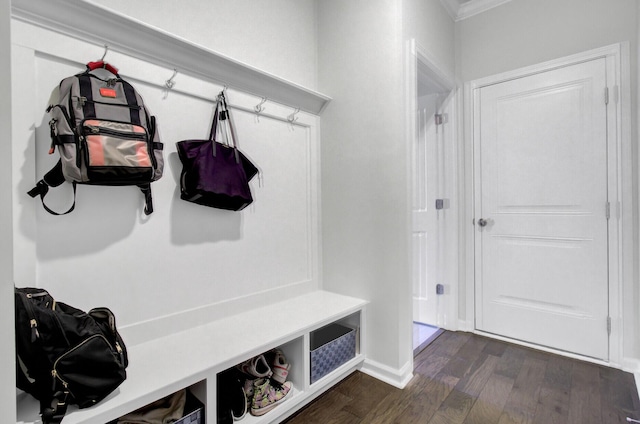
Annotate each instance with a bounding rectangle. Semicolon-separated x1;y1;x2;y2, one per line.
283;331;640;424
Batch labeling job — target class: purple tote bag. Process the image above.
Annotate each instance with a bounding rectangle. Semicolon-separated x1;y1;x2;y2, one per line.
176;92;258;211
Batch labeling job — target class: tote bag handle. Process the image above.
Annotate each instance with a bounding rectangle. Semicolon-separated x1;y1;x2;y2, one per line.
208;92;240;163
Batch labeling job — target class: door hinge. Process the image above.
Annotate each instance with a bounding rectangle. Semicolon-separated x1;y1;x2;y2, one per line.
605;87;609;105
606;202;611;220
607;316;612;335
435;113;448;126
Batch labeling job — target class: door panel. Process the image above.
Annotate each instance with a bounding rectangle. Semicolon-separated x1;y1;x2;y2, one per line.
476;58;609;360
413;98;440;325
413;93;449;326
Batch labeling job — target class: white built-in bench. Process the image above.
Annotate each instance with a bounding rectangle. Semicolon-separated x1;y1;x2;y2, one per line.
16;291;367;424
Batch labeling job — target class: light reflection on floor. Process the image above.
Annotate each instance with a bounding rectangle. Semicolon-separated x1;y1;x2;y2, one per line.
413;322;443;355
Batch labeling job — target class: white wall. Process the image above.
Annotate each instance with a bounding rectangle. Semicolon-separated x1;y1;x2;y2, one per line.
318;0;410;375
318;0;456;380
91;0;318;90
403;0;456;78
456;0;639;362
457;0;637;83
0;1;16;422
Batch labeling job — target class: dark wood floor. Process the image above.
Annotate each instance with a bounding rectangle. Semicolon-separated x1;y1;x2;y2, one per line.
284;331;640;424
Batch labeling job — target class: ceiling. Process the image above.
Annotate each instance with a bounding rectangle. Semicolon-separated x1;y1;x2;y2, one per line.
440;0;513;21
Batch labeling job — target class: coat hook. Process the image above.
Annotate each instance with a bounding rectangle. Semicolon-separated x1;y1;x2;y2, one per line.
287;107;300;123
165;69;178;89
254;97;267;114
100;45;109;61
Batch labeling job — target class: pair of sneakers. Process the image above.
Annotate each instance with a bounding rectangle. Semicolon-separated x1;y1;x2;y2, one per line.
237;349;293;417
237;349;290;384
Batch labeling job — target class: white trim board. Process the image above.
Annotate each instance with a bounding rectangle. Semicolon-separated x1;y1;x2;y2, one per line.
463;43;632;368
636;373;640;411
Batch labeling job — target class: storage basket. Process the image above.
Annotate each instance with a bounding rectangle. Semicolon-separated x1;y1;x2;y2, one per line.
310;323;356;384
175;390;204;424
109;389;204;424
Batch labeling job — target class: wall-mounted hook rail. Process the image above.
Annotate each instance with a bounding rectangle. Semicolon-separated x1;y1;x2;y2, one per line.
287;108;300;124
165;69;178;89
13;0;332;115
100;44;109;61
254;97;267;114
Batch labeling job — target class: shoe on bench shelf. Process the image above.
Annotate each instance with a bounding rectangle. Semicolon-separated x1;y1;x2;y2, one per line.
250;378;293;417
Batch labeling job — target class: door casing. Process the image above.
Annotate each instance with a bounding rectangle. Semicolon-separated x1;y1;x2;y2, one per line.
463;43;631;367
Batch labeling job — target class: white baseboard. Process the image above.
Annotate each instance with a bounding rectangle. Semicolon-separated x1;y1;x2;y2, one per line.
623;358;640;374
360;358;413;389
623;358;640;404
635;372;640;406
456;320;474;332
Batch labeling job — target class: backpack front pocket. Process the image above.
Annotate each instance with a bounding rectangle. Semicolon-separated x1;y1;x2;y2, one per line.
81;119;154;184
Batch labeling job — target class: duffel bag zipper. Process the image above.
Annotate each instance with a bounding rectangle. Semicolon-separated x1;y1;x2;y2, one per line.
18;291;69;346
115;341;124;364
89;307;117;334
89;307;126;365
17;292;40;342
51;369;69;390
50;368;76;404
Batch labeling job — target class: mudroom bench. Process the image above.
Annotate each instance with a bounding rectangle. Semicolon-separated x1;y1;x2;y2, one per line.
16;291;367;424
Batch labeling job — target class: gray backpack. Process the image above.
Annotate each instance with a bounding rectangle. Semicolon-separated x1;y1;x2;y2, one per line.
28;62;164;215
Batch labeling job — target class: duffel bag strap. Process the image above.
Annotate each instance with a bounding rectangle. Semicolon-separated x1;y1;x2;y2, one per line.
27;160;76;216
40;390;69;424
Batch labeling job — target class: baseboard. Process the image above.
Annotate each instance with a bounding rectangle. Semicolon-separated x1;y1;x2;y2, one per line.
456;319;474;332
635;372;640;407
623;358;640;374
360;358;413;389
620;359;640;406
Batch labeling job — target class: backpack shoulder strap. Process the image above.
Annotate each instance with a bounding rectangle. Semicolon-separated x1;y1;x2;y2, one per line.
138;183;153;215
27;160;76;215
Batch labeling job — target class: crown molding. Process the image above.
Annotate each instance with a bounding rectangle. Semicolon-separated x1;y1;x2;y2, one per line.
439;0;460;21
457;0;513;20
440;0;513;21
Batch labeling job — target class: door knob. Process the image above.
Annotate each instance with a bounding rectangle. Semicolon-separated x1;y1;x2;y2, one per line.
477;218;488;227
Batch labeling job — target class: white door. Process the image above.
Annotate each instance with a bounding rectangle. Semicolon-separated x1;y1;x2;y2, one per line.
475;58;610;360
412;92;449;326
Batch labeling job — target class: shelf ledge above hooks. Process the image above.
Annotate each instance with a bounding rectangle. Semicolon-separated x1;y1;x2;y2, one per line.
11;0;332;116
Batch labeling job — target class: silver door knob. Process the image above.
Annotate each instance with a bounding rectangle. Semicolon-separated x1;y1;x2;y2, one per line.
477;218;488;227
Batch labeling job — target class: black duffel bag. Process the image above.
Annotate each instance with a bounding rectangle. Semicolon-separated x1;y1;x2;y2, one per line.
15;287;129;424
